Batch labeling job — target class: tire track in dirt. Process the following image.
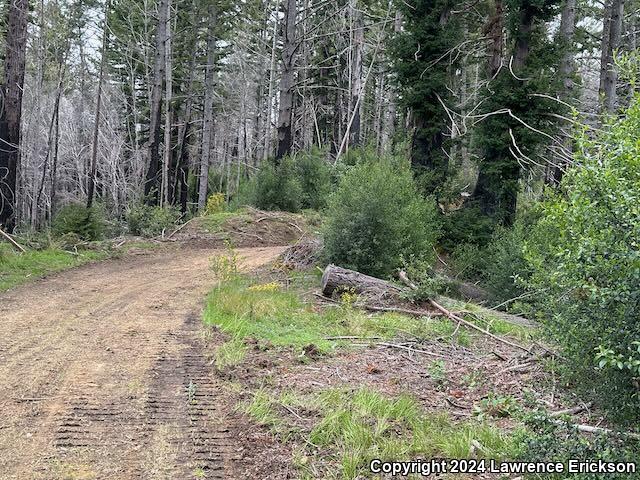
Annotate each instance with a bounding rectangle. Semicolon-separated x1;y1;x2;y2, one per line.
0;245;285;479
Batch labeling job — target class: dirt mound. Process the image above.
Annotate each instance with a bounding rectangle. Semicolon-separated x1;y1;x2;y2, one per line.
172;208;307;248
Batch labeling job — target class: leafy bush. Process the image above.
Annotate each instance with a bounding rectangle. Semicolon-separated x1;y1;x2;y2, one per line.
323;158;440;278
515;413;640;479
250;157;303;212
51;204;104;241
441;206;497;251
526;95;640;421
483;218;534;305
294;149;332;210
127;205;181;237
204;193;226;215
449;243;489;281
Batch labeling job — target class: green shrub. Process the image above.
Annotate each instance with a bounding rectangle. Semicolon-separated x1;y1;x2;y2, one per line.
441;206;497;251
484;218;534;305
51;204;104;241
323;157;440;278
294;149;332;210
127;205;181;237
515;413;640;479
251;157;303;212
449;243;489;281
204;193;226;215
526;94;640;421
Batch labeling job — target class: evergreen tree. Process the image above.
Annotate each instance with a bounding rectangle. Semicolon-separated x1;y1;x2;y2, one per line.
391;0;462;195
472;0;563;226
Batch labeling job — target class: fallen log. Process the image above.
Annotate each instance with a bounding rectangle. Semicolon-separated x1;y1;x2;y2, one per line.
321;264;403;300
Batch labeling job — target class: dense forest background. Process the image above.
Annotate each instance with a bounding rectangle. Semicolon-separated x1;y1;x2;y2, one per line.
1;0;639;442
0;0;636;228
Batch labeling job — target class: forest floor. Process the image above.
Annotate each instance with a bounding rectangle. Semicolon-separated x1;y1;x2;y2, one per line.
0;241;288;479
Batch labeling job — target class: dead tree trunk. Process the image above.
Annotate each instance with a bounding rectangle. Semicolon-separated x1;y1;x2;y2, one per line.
198;4;218;211
348;0;364;148
88;0;110;209
275;0;297;162
144;0;169;203
601;0;624;112
548;0;577;185
0;0;29;232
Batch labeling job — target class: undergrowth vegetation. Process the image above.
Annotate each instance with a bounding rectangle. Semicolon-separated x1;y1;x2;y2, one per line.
204;273;433;360
245;387;517;479
323;158;440;278
525;96;640;422
0;243;107;291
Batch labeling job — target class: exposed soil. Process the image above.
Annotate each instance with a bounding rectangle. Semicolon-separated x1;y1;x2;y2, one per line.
0;243;289;480
171;208;309;249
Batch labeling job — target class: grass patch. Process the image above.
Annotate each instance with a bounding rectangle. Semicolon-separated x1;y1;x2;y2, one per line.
246;387;517;479
199;209;251;234
442;298;537;343
0;244;108;292
214;337;247;369
204;274;438;355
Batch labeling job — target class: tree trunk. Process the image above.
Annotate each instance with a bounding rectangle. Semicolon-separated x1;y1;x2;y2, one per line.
487;0;503;78
275;0;297;161
88;0;110;209
144;0;169;203
548;0;577;185
198;4;218;211
264;0;280;161
0;0;29;232
162;0;173;207
348;0;364;148
601;0;624;112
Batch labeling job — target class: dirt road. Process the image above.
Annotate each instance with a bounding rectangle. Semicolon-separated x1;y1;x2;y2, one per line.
0;245;285;480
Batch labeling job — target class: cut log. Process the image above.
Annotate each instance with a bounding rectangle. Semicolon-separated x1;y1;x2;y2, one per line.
321;264;402;299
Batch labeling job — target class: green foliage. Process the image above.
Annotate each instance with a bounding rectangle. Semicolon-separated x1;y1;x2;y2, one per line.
441;207;497;251
449;243;490;281
294;149;332;210
483;219;533;304
126;205;181;237
204;193;226;215
250;157;303;212
247;386;516;479
308;388;513;479
51;204;104;241
0;243;107;292
526;94;640;421
203;274;434;355
473;0;563;224
595;342;640;378
515;413;640;479
247;151;332;213
323;158;440;278
474;394;517;420
391;0;462;193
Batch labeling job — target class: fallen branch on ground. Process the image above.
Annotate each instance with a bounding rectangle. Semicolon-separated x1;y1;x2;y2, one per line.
550;418;640;440
374;342;448;359
167;218;195;239
0;227;26;253
361;304;446;317
398;271;532;354
550;403;592;418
